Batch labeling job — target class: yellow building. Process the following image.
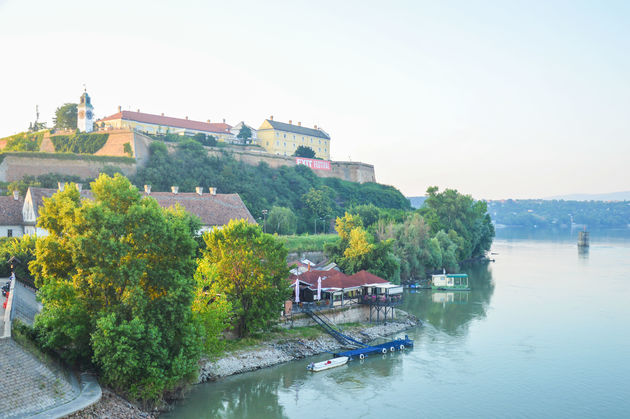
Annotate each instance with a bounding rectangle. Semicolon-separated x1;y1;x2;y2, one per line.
97;108;234;142
257;116;331;160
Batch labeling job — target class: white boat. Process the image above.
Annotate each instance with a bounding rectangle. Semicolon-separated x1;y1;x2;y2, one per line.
306;356;349;372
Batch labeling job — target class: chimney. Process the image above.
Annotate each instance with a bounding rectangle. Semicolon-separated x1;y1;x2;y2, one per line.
171;186;179;194
12;190;19;201
314;124;318;129
137;109;140;113
57;182;65;191
161;113;164;116
196;186;203;196
144;185;151;194
117;105;122;112
223;118;226;124
206;119;211;123
270;115;273;120
76;183;83;192
298;121;301;126
185;116;188;120
209;187;217;196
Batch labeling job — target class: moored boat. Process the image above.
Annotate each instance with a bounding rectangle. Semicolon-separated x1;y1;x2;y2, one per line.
307;356;349;372
431;273;470;291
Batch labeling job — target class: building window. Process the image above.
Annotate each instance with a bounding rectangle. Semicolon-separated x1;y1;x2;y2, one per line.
319;139;322;144
284;142;286;147
7;229;12;237
267;141;269;146
283;134;286;138
293;135;295;139
276;140;279;146
318;148;321;152
310;139;313;144
276;132;279;137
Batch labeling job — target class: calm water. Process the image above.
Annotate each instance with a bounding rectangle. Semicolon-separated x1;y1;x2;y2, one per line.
165;230;630;418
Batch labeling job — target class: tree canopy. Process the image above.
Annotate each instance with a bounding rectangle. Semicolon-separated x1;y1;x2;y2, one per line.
237;125;252;142
199;219;290;337
30;174;203;403
293;145;316;158
53;103;78;130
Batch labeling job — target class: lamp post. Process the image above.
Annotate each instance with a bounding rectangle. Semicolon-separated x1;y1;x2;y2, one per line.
261;209;268;233
320;217;326;234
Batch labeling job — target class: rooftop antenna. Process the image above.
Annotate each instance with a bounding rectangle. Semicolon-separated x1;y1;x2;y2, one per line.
35;105;39;123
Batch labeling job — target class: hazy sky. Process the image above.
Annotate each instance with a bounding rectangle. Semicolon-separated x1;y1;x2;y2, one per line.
1;0;628;199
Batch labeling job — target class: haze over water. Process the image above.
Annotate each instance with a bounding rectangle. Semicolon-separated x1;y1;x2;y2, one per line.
165;229;630;418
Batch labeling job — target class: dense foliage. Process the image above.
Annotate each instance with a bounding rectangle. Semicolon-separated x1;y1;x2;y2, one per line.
30;175;203;403
53;103;78;130
293;145;316;158
325;213;400;281
420;187;495;260
50;133;109;154
487;199;630;228
0;131;45;152
132;141;410;233
199;220;290;337
0;236;36;280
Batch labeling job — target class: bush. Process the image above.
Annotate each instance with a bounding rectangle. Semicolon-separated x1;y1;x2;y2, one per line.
50;133;109;154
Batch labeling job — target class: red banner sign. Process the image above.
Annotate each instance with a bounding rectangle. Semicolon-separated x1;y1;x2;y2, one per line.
295;157;331;171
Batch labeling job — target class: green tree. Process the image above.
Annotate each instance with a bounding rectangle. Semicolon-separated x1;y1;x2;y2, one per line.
293;145;316;158
192;259;233;354
421;186;495;259
237;125;252;142
266;206;297;235
53;103;78;130
325;213;400;281
302;187;332;233
30;174;203;403
200;219;290;337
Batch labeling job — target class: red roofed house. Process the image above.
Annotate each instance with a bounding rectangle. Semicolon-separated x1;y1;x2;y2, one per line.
21;184;255;236
288;269;403;312
97;108;235;143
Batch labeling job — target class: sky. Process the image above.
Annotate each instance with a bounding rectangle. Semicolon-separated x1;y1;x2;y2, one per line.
1;0;629;200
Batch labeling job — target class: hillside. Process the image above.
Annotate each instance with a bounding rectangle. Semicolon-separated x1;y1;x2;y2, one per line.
545;191;630;201
488;199;630;228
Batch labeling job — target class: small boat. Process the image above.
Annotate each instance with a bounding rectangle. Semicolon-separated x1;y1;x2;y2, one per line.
307;356;349;372
431;273;470;291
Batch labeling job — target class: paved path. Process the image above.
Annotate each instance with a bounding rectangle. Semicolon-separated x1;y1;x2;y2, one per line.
0;338;78;418
11;280;40;327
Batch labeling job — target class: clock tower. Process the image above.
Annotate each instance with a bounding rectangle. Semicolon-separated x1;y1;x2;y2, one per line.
77;89;94;132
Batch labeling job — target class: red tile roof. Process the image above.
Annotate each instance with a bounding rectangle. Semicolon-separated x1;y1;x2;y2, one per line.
27;188;255;227
289;269;389;290
98;111;232;134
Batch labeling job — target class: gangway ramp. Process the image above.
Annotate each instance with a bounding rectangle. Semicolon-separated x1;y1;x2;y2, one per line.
303;309;366;348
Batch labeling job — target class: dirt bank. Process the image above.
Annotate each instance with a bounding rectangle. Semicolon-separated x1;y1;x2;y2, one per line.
198;309;419;382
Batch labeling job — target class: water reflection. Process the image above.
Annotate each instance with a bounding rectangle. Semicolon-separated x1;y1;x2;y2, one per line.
578;245;589;260
164;373;288;419
402;263;495;336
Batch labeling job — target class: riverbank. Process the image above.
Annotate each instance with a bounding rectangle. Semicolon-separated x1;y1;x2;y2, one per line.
198;309;419;382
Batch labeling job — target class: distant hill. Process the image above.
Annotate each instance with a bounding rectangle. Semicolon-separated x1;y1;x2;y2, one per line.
545;191;630;201
407;196;426;209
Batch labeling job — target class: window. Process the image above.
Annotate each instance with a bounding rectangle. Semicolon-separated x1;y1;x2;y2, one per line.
283;134;286;138
293;135;295;139
284;142;286;147
318;148;321;152
267;141;269;146
319;139;322;144
7;229;12;238
276;140;279;146
324;148;327;152
310;138;313;144
276;132;279;137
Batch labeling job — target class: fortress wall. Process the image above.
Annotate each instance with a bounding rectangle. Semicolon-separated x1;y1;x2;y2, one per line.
0;155;136;182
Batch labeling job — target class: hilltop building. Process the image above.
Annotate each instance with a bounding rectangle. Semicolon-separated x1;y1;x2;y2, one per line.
231;121;257;144
97;109;234;142
257;116;331;160
77;90;94;133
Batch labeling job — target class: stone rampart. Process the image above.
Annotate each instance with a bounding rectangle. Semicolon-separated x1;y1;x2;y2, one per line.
0;155;136;182
0;129;376;184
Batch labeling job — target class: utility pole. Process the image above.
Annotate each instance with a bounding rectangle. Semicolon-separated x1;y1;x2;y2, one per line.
262;209;268;233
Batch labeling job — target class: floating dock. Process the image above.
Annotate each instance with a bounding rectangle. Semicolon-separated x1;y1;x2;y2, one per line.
334;335;413;359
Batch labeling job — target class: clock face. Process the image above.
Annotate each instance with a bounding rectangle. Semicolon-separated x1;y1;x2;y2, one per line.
86;110;93;119
78;110;85;119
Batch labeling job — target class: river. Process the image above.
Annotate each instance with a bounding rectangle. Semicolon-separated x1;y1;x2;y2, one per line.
164;229;630;418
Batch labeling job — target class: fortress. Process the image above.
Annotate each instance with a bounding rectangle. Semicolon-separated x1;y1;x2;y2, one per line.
0;90;375;184
0;129;375;184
